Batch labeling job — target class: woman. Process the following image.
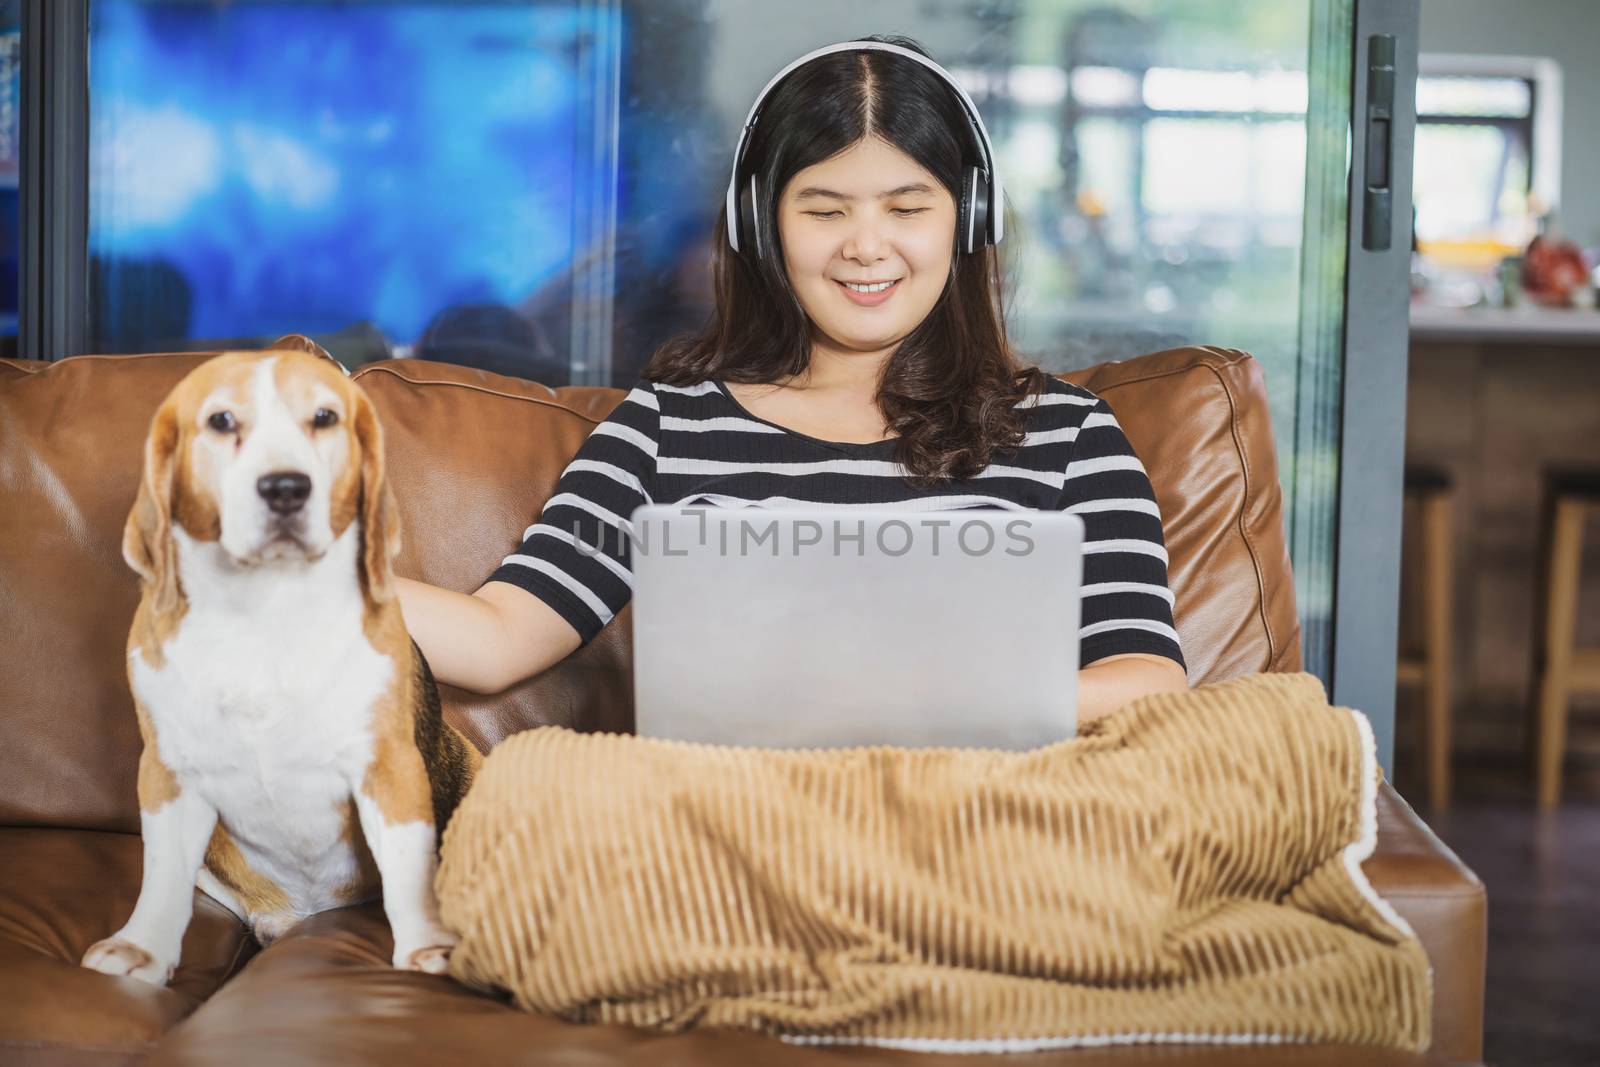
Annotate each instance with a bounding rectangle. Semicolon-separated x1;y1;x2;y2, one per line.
397;36;1187;724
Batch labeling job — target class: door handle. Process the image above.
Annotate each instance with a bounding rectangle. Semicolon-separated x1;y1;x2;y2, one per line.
1362;34;1396;251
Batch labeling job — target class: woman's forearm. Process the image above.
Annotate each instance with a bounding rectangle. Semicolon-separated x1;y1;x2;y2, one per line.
1076;654;1189;727
394;576;521;694
395;576;584;694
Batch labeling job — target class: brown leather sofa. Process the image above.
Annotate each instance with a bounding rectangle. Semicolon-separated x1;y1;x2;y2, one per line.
0;345;1487;1066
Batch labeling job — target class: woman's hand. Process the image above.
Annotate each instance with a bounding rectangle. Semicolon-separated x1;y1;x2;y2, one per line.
1076;653;1189;728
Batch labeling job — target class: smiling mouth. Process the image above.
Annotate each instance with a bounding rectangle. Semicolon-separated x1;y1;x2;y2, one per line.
835;278;902;305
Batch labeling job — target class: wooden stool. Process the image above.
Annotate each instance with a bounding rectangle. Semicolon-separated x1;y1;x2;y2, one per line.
1529;467;1600;809
1396;466;1455;810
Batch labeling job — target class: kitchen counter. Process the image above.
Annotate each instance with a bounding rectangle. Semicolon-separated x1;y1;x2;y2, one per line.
1409;303;1600;345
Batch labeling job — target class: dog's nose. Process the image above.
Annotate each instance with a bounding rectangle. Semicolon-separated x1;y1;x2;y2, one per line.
257;471;312;515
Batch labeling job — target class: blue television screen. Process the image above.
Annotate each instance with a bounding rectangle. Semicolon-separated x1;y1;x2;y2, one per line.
89;0;616;375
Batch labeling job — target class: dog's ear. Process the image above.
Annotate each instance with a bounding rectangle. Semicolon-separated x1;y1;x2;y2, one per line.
123;400;183;614
271;333;339;368
353;387;401;604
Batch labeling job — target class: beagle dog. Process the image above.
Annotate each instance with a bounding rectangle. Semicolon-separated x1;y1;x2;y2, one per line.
81;349;481;986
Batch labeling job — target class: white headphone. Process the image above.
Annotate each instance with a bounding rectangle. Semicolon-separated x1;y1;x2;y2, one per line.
724;40;1004;258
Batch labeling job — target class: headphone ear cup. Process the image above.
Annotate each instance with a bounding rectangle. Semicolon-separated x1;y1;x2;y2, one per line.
961;165;991;255
738;172;763;257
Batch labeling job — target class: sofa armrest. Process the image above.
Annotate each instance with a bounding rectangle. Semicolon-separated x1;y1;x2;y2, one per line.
1363;782;1487;1063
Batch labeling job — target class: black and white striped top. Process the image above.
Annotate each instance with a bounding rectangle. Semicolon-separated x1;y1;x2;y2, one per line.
488;375;1184;670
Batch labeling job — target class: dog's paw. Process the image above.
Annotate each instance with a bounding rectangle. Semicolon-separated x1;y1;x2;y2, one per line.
401;943;453;974
81;936;174;986
394;928;457;974
249;912;300;946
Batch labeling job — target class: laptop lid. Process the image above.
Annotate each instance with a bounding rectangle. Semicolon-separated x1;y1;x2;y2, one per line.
630;506;1083;749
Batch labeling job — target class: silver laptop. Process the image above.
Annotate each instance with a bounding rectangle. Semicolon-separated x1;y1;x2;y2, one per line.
630;505;1084;749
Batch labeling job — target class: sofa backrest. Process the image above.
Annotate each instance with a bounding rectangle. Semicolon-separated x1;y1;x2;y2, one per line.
1061;347;1301;682
0;345;1299;833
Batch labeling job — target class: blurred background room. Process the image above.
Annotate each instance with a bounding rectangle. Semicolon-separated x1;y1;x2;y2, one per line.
3;2;1596;1062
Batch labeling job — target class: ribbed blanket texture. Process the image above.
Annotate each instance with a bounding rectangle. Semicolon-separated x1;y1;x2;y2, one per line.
435;672;1431;1052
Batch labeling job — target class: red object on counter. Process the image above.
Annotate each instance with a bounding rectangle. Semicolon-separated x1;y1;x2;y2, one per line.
1521;234;1591;307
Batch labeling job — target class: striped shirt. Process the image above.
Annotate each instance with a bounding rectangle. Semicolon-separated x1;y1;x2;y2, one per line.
488;376;1184;670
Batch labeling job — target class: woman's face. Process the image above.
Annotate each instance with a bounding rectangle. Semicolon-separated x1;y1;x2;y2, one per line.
777;136;956;361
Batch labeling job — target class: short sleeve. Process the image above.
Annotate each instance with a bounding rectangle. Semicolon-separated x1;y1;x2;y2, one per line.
484;380;659;647
1058;397;1185;671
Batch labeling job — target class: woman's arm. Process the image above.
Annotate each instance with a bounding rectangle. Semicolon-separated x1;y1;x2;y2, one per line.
395;576;580;695
1076;652;1189;727
398;380;660;695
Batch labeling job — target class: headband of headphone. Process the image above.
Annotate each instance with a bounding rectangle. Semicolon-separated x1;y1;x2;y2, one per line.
723;40;1004;257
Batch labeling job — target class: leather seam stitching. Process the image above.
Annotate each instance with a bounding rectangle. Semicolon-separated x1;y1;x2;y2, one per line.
1093;351;1277;670
18;351;212;368
350;365;603;425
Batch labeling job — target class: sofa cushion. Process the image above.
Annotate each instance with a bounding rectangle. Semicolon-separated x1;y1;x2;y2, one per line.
1063;347;1301;681
145;902;1468;1067
0;353;216;831
351;363;637;754
0;827;255;1067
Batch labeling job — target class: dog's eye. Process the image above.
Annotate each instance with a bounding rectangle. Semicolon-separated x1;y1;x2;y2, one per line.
312;408;339;429
207;411;237;433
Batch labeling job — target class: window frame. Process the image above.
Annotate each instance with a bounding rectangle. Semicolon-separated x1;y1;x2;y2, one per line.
1414;52;1562;239
18;0;89;361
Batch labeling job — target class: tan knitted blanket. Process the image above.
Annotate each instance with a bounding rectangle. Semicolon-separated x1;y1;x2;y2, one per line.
436;672;1431;1053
